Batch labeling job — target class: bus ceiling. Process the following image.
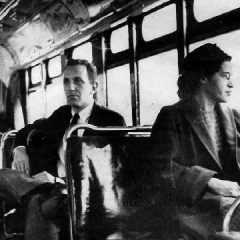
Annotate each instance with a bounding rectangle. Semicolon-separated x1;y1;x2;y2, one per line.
0;0;158;67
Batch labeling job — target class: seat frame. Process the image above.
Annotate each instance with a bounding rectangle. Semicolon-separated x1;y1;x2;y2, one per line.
63;123;151;240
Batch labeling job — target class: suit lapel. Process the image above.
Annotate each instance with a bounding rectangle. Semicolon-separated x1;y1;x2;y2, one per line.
88;103;100;125
182;104;223;170
217;104;236;148
217;104;238;167
84;103;101;136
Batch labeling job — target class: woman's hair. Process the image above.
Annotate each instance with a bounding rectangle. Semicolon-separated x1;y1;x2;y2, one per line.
177;43;232;100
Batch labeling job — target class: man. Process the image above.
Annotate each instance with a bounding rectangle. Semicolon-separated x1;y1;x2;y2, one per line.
150;43;240;239
13;59;125;177
0;59;125;240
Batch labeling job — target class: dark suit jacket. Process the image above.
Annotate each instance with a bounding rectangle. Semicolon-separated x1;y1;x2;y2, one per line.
14;103;125;176
150;100;240;209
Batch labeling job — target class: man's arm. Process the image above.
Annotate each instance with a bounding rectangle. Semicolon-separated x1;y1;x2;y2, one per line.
12;118;47;175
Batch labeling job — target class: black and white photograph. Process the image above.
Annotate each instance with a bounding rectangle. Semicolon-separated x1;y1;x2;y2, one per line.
0;0;240;240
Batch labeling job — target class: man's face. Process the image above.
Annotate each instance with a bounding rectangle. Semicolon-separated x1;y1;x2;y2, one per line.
205;61;233;103
63;64;96;110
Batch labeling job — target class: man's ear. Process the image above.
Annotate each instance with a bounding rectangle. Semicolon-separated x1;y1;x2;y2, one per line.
91;82;98;93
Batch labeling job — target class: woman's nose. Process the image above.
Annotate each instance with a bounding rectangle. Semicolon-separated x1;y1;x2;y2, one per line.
228;79;234;88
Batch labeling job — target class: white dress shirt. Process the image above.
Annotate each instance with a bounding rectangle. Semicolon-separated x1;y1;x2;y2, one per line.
57;101;94;177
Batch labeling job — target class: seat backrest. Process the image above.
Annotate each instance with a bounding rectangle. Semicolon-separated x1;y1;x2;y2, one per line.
64;124;152;238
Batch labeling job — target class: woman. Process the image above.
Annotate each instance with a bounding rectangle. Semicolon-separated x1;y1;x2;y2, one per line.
150;43;240;239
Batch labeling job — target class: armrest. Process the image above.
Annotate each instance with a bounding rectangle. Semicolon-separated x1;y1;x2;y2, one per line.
223;196;240;232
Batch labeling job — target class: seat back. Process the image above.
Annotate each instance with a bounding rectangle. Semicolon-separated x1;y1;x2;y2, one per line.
0;130;25;240
64;124;153;239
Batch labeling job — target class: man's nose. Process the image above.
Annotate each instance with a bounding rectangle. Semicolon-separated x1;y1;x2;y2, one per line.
67;81;75;90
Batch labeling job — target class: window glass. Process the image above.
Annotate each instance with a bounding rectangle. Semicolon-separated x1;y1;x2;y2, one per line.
46;76;66;117
110;25;129;53
194;0;240;22
139;50;179;125
28;88;46;123
107;64;132;125
31;64;42;85
48;55;62;78
190;31;240;111
14;99;25;130
142;4;176;41
72;42;92;62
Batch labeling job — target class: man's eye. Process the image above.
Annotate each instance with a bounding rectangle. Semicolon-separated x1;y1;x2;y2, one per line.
64;78;69;84
74;79;83;84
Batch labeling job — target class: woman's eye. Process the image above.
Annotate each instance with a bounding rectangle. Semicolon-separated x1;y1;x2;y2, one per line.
224;74;230;80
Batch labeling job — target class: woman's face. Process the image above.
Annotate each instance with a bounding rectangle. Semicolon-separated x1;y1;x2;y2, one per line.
205;61;233;103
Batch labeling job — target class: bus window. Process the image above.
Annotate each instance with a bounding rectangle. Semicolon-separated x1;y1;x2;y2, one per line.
72;42;93;62
139;50;179;125
46;77;66;117
110;25;129;53
142;4;176;42
28;88;46;123
28;64;46;122
194;0;240;22
106;64;132;125
31;64;42;86
14;99;25;130
190;31;240;111
48;55;62;78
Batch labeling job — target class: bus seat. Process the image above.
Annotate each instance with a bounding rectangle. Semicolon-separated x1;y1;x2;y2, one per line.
0;130;24;240
64;124;179;239
179;195;240;240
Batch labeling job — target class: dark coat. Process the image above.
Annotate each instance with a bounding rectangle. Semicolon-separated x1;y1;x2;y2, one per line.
14;103;125;176
150;100;240;209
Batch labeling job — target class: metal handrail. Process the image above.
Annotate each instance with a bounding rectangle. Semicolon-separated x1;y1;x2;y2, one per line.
0;130;18;151
64;123;152;140
63;123;151;239
0;130;17;169
223;195;240;232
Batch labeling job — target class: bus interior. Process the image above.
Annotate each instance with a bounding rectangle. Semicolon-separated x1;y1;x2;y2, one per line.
0;0;240;239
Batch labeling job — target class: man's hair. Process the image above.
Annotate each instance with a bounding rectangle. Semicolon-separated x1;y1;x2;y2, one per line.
64;59;97;85
177;43;232;100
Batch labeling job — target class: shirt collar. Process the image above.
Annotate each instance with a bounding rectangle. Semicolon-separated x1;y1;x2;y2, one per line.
71;100;94;123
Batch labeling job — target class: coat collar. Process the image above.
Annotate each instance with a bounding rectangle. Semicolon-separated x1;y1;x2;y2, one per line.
181;102;237;170
217;104;238;168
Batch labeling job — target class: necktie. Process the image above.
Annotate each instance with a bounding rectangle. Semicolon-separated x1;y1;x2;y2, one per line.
70;113;80;136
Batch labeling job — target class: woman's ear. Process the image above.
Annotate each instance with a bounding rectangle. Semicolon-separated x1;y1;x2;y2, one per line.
200;77;208;85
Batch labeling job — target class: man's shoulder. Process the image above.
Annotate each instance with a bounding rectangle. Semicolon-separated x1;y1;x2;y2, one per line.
50;105;71;116
91;103;125;126
47;105;71;120
42;105;71;129
94;104;121;115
